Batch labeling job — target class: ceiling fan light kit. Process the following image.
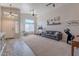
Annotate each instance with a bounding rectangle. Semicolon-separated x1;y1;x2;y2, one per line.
32;9;35;16
52;3;55;7
32;13;34;16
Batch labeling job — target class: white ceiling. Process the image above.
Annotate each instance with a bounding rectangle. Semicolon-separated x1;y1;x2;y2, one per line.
0;3;66;15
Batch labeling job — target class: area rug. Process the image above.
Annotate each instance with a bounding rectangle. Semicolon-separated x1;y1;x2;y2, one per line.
22;35;71;56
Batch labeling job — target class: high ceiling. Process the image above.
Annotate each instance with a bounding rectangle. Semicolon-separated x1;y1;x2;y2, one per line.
0;3;66;15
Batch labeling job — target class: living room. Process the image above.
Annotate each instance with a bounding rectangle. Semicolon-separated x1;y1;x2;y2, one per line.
0;3;79;56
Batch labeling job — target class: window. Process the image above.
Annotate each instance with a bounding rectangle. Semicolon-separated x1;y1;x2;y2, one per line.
25;19;34;33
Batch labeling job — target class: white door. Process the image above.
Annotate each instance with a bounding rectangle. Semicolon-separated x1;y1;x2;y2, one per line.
2;18;15;39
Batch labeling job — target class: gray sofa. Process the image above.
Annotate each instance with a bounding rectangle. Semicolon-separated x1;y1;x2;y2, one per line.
41;31;62;41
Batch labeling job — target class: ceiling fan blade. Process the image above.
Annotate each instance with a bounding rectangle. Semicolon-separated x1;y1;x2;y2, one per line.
46;3;52;6
4;12;9;14
11;13;18;17
3;12;10;16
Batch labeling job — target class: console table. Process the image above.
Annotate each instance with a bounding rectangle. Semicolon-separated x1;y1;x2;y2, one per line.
71;37;79;56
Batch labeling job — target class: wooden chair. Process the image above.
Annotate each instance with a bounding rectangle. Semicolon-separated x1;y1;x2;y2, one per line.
71;36;79;56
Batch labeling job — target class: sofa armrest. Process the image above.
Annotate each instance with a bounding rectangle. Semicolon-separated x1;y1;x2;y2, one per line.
57;32;62;40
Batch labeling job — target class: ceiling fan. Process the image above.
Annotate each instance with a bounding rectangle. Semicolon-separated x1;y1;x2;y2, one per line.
3;4;18;17
46;3;55;7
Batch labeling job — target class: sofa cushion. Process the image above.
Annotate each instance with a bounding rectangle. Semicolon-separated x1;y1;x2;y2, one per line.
54;32;59;36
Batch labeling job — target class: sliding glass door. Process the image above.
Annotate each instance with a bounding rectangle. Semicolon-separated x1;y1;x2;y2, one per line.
25;19;34;33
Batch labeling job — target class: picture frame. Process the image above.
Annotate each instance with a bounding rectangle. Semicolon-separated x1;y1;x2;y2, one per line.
47;16;61;25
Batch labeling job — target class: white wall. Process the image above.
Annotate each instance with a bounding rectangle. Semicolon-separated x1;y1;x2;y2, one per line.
37;4;79;41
